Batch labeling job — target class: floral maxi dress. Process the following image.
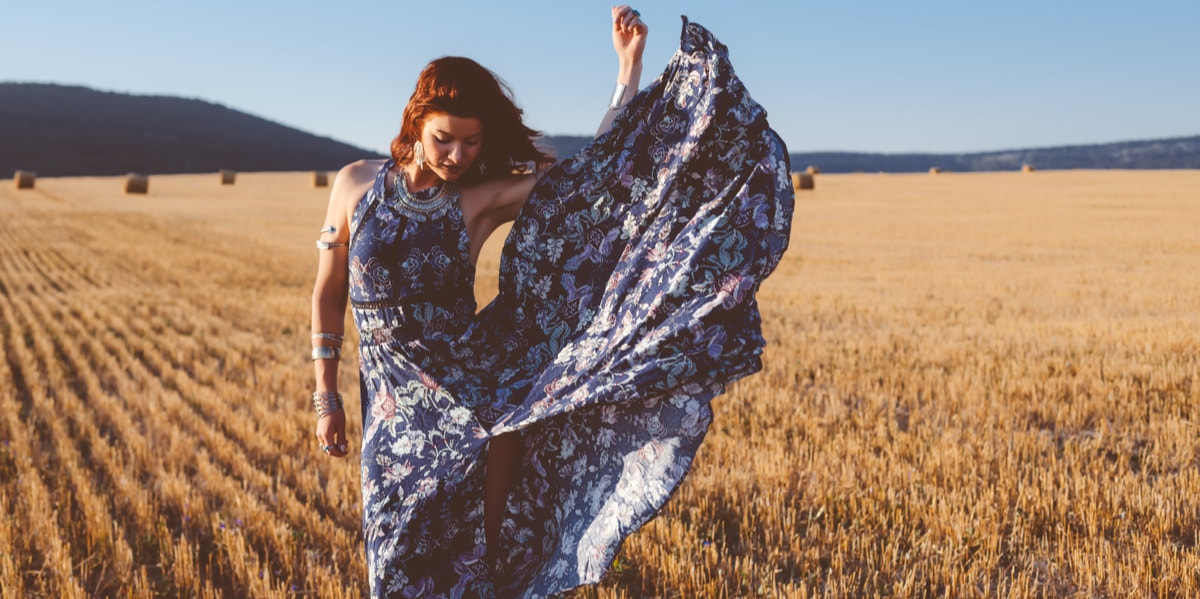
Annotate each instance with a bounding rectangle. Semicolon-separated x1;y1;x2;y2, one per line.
349;17;795;599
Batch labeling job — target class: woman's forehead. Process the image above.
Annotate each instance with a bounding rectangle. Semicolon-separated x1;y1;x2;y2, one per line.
424;113;483;137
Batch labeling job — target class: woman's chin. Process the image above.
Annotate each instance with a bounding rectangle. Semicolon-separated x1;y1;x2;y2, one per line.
435;166;468;182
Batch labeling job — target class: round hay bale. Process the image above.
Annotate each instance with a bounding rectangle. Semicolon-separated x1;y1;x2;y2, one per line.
14;170;36;190
806;165;821;175
219;169;236;185
791;172;814;191
125;173;149;194
312;171;329;188
1021;164;1036;173
929;167;943;175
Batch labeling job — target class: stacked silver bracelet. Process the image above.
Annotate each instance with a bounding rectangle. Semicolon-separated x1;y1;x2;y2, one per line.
312;332;344;416
312;391;343;418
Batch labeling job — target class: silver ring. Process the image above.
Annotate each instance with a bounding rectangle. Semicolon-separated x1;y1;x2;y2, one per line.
321;445;333;453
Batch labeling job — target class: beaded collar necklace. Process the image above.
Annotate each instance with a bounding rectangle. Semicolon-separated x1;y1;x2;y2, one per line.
387;168;456;218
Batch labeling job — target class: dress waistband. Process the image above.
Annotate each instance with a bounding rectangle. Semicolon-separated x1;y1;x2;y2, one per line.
351;288;472;310
351;297;407;309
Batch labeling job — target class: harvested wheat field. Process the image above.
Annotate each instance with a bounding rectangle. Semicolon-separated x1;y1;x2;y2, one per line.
0;170;1198;598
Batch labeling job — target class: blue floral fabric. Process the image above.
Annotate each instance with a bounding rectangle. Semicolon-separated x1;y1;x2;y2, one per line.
348;18;794;599
349;163;493;597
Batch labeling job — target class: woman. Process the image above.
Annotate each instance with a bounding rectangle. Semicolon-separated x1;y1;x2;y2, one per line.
312;7;648;596
312;7;793;598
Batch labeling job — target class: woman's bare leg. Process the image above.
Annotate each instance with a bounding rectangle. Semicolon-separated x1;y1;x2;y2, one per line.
484;432;523;570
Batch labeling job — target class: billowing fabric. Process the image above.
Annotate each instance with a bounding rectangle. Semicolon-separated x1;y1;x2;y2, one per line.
349;17;794;599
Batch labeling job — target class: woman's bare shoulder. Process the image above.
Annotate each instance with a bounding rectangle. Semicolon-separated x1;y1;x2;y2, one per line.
331;159;386;204
321;159;387;232
336;159;387;188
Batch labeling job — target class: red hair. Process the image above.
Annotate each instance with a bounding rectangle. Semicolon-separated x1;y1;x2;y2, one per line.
390;57;554;183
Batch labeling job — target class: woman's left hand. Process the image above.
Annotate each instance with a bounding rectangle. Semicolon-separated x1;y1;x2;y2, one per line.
612;5;648;67
316;409;349;459
597;6;648;135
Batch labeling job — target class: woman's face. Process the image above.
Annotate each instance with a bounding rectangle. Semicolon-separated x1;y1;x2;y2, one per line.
420;113;484;182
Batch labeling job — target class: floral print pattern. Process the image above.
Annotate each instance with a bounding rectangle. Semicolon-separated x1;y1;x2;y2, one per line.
348;18;793;598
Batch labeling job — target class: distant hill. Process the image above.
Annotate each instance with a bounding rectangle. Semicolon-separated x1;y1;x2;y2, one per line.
0;82;381;176
0;82;600;178
789;136;1200;173
5;82;1197;177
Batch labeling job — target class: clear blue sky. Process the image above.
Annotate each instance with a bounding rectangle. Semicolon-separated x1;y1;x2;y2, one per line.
4;1;1198;155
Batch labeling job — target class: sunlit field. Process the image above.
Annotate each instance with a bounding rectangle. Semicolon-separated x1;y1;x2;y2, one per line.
1;169;1197;597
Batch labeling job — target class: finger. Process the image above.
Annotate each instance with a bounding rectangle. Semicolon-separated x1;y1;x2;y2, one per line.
317;435;337;456
613;5;635;26
319;429;348;458
625;13;644;33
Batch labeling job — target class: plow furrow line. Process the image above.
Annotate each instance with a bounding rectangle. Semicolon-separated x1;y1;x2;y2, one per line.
19;247;74;294
47;290;362;592
2;186;367;595
43;291;304;595
0;211;84;299
2;225;302;594
102;289;362;524
3;216;357;527
45;245;110;290
0;292;89;598
15;291;189;571
1;202;109;293
2;288;138;594
0;307;29;596
26;287;307;593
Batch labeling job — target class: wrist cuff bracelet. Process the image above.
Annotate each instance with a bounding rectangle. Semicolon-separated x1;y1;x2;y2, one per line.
609;82;628;111
312;346;341;361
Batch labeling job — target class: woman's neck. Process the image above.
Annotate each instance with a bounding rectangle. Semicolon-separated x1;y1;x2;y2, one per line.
403;162;442;192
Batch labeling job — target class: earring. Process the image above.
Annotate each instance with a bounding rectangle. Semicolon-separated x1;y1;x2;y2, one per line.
413;141;425;170
477;160;487;176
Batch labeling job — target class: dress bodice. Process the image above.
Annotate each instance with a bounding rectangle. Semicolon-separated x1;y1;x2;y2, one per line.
349;161;476;345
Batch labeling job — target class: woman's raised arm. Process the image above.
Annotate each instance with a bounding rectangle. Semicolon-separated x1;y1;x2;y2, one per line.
595;5;648;136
